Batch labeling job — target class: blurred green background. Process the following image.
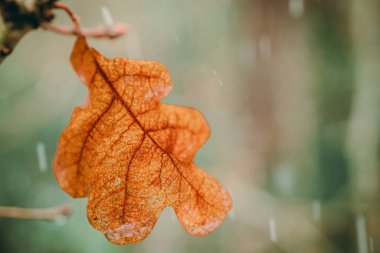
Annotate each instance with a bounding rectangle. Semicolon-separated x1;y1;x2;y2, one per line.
1;0;379;252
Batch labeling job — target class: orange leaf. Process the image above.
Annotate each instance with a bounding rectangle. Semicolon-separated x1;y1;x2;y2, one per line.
54;37;232;244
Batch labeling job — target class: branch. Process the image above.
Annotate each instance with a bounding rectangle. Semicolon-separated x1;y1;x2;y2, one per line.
41;22;128;39
0;205;73;221
0;0;56;64
41;2;128;39
0;0;128;64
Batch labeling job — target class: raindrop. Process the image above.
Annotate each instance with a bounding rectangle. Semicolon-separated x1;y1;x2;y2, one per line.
101;6;114;28
289;0;304;19
269;217;277;242
356;214;369;253
272;162;295;196
54;215;67;226
212;70;224;87
312;199;321;221
36;142;47;172
228;209;236;220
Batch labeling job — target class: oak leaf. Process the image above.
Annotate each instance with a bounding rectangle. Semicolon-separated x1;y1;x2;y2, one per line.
54;37;232;244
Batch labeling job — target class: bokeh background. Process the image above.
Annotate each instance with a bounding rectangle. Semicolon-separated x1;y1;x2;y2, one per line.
1;0;379;252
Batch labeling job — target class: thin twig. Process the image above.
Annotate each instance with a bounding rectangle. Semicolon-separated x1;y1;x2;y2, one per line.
0;0;129;63
41;22;128;39
52;2;80;29
41;1;128;39
0;205;73;221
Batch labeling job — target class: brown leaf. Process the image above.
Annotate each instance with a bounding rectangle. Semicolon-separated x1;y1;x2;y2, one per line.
54;37;232;244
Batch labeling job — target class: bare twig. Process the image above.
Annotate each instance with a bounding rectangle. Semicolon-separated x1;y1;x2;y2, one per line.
41;2;128;39
52;2;80;29
0;205;73;221
0;0;128;64
41;22;128;39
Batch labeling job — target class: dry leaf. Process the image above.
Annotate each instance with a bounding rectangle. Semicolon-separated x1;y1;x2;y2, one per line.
54;37;232;244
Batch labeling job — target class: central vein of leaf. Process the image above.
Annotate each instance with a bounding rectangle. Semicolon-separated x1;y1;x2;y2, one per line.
93;59;214;215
